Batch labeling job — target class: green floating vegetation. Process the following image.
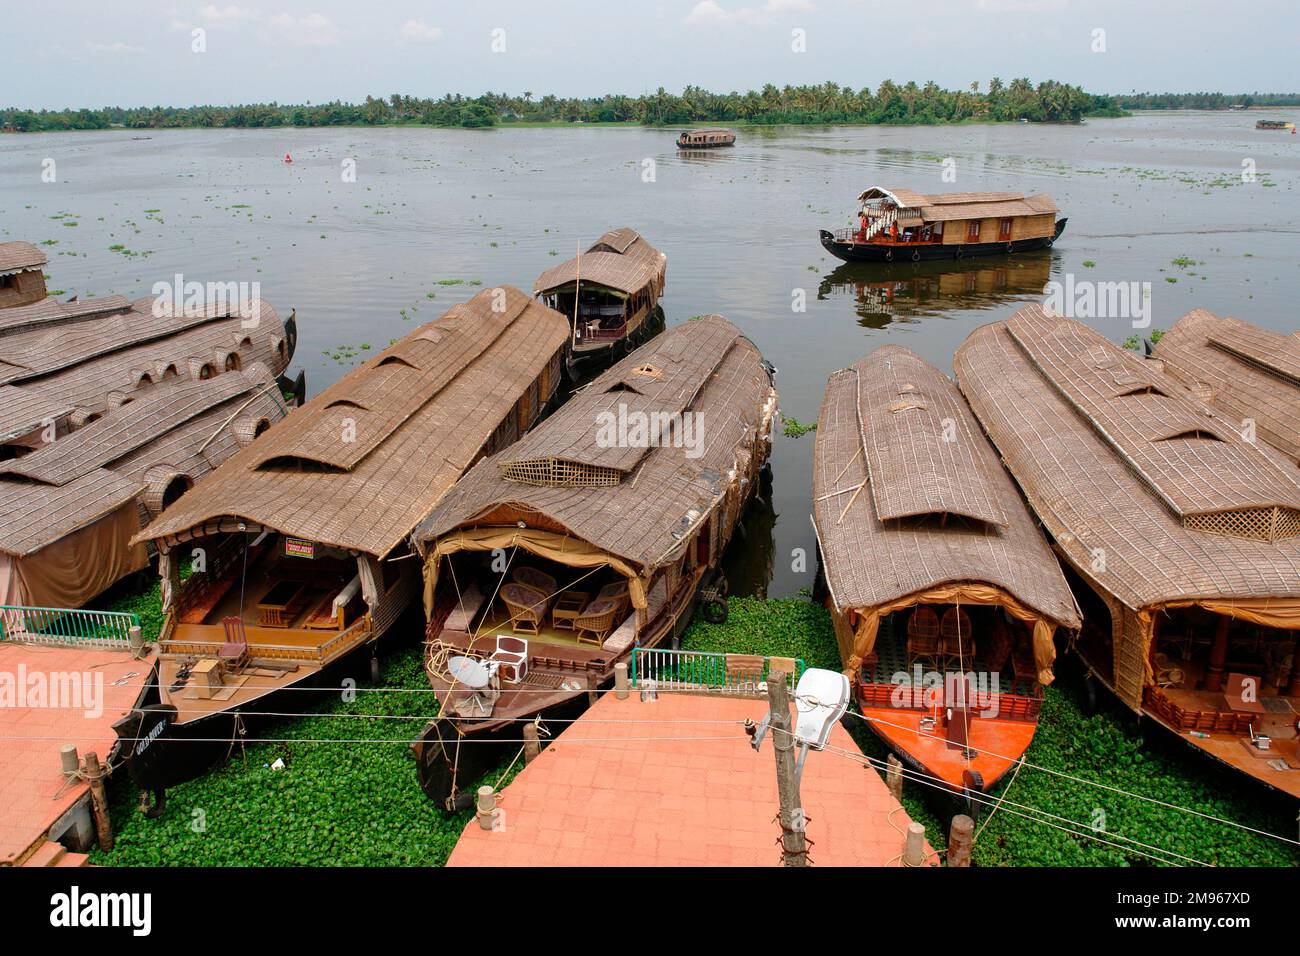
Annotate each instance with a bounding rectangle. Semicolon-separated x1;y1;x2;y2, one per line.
782;417;817;438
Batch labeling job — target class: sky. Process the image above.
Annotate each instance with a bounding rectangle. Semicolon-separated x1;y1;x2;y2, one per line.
3;0;1298;110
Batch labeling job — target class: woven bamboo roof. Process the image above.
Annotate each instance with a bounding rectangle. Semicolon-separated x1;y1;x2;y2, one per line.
813;346;1079;625
1152;310;1300;464
533;228;667;297
954;306;1300;612
136;286;570;558
856;187;1058;221
0;241;46;276
0;295;134;334
0;366;286;557
0;385;74;444
413;315;777;572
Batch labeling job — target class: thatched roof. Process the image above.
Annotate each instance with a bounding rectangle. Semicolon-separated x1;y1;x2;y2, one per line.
954;306;1300;612
0;241;46;276
1152;310;1300;464
812;345;1079;625
0;295;135;334
856;187;1058;221
0;366;286;557
137;286;570;558
413;315;777;572
533;228;667;298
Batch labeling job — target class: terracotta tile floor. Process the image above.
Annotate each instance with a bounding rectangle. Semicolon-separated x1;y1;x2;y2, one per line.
0;642;155;864
449;691;936;867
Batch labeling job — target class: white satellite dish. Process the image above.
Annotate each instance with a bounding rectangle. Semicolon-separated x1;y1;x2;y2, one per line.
793;668;851;752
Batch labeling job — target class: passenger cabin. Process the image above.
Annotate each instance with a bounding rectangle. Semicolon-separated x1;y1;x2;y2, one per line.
0;242;49;309
813;346;1080;791
533;228;666;371
676;127;736;148
132;286;570;726
956;306;1300;798
412;315;778;743
820;188;1065;263
1151;310;1300;466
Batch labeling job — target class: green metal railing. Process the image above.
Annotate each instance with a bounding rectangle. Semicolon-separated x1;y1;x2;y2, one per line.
630;646;804;696
0;605;141;649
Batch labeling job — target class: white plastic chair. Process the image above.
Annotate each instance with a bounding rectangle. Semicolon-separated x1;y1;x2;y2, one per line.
491;635;528;683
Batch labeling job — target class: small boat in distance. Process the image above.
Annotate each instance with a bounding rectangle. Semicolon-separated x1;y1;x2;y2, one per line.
533;228;666;374
676;127;735;148
1255;119;1296;131
820;187;1066;264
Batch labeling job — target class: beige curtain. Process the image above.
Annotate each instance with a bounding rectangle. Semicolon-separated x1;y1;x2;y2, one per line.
846;582;1060;685
4;505;148;609
422;526;647;617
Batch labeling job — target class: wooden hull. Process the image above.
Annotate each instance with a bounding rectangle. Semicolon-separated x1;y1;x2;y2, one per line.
676;141;734;149
819;218;1067;263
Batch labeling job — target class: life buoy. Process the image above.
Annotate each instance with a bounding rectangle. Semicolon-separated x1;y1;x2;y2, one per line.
911;250;921;262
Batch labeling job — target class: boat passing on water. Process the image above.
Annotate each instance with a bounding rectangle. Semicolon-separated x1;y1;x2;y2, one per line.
955;306;1300;799
812;345;1080;798
533;227;666;374
819;187;1066;263
676;127;735;148
112;287;570;812
1255;119;1296;131
411;314;778;808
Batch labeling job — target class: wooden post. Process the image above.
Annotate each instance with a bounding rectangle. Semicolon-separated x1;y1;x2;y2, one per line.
128;625;145;658
767;671;808;867
886;753;903;801
614;662;629;700
475;785;498;831
903;821;926;866
83;752;113;851
522;723;540;764
947;814;974;867
1205;616;1230;692
59;744;79;778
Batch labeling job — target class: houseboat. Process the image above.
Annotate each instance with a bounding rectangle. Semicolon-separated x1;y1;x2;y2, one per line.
813;346;1080;796
819;187;1066;263
410;314;778;808
1151;309;1300;466
955;306;1300;799
533;228;666;374
676;127;735;149
0;240;297;608
1255;119;1295;131
112;287;570;811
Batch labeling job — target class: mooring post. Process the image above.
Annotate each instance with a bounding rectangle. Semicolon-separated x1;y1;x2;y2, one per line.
522;723;540;764
128;625;145;658
83;752;113;851
903;821;926;866
947;814;974;867
60;744;80;778
614;661;629;700
886;753;903;801
475;785;498;831
767;671;808;867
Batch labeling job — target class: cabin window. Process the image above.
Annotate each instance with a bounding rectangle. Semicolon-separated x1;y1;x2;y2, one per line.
136;373;153;388
198;363;216;380
966;221;982;241
224;353;241;371
999;218;1013;240
162;364;179;379
0;275;14;290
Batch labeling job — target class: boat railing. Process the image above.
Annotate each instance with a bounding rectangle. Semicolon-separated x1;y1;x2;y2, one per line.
0;605;141;650
629;646;803;698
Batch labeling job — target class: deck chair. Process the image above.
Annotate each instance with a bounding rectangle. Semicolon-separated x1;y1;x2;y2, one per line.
219;616;250;675
500;583;548;635
596;580;631;615
573;597;620;646
491;636;529;684
906;607;941;668
512;566;558;598
939;607;975;669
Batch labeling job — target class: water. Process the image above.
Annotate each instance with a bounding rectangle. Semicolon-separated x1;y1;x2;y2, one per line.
2;112;1296;599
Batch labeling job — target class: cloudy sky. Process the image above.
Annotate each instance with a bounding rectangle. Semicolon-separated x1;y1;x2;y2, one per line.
4;1;1296;109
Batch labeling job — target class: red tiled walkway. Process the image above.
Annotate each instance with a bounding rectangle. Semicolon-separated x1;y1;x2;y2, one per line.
449;691;935;867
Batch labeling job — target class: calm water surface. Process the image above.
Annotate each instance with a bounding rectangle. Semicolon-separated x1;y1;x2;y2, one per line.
2;112;1296;598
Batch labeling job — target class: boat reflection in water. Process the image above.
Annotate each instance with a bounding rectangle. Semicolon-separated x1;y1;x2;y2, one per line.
817;252;1054;330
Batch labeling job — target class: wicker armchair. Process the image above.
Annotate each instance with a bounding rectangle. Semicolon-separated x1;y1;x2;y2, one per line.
906;607;941;667
939;607;975;668
512;566;558;597
596;580;630;615
500;582;549;635
573;597;621;646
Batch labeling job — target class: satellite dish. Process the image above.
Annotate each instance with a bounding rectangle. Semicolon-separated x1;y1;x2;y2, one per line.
793;668;850;752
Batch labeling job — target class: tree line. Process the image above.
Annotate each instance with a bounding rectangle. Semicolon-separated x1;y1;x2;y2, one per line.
1109;91;1299;110
2;78;1129;132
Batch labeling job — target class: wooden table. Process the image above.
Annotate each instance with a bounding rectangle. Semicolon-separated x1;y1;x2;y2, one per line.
257;579;309;628
551;591;591;631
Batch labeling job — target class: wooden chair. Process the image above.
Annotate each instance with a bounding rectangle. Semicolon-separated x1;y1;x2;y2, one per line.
500;583;549;635
512;566;558;597
491;636;529;683
573;597;620;646
219;616;250;675
939;607;975;668
906;607;941;668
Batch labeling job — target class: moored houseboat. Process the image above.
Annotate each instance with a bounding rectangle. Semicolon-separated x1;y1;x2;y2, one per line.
112;287;570;810
410;314;778;807
1150;309;1300;466
1255;119;1295;131
819;187;1066;263
813;345;1080;796
533;228;666;373
955;306;1300;799
676;127;736;148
